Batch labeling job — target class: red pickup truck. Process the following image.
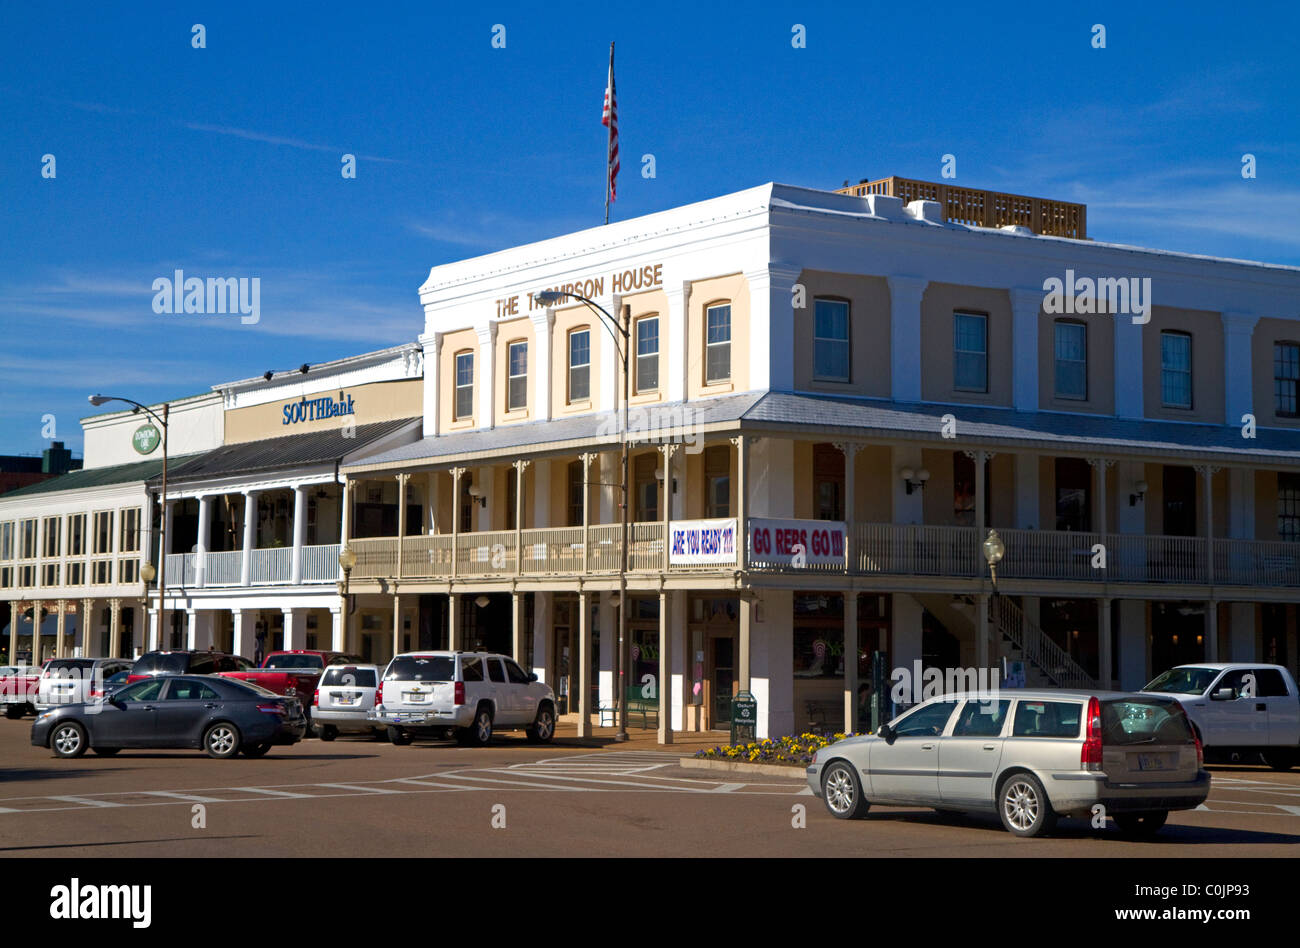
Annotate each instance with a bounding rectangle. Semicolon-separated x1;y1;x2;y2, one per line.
217;650;360;730
1;663;47;718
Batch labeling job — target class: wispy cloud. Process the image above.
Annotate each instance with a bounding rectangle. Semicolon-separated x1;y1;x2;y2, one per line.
181;122;404;164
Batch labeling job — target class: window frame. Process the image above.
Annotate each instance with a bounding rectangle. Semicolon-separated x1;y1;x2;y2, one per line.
1053;319;1088;400
952;311;989;393
635;314;660;394
812;297;851;383
704;301;732;385
1160;330;1193;410
454;350;474;421
506;339;528;413
568;327;591;404
1274;341;1299;418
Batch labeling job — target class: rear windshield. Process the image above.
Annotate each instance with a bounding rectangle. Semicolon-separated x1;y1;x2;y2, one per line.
264;654;326;670
45;659;93;672
321;667;377;688
218;678;281;699
1142;667;1219;695
385;656;455;682
133;653;190;675
1101;698;1195;745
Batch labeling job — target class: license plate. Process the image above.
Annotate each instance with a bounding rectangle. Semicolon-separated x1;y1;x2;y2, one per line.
1136;754;1168;771
337;696;356;705
403;692;427;702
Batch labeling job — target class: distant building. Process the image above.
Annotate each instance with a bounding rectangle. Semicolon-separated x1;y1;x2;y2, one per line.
0;442;82;496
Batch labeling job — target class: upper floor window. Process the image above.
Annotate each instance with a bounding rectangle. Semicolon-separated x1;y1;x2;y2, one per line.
68;513;86;556
507;340;528;412
813;298;850;382
566;460;585;527
636;316;659;393
1160;331;1192;409
813;443;844;521
42;517;61;558
634;453;660;522
1275;342;1299;418
1280;473;1300;542
953;312;987;392
92;511;113;555
705;445;730;518
0;522;12;560
454;350;474;420
119;508;141;554
1054;321;1087;400
705;303;731;384
19;519;36;558
568;328;591;402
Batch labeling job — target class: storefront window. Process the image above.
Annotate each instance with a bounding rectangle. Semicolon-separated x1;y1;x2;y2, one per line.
793;593;845;678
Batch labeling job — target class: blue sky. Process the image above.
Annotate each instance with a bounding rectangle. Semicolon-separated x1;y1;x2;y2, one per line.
1;1;1296;458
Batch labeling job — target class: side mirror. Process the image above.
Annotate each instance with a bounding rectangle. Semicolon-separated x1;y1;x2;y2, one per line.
528;672;538;682
1209;687;1236;701
878;724;897;745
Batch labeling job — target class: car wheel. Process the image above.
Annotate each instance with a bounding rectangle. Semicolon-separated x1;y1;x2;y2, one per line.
91;747;121;757
51;722;87;758
387;726;412;746
240;743;272;758
4;705;23;719
1113;810;1169;838
371;727;389;742
526;704;556;744
997;773;1057;837
821;760;870;819
1262;750;1295;772
468;705;493;746
319;725;338;742
203;722;241;759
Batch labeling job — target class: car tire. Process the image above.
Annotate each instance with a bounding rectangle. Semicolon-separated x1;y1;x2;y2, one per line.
387;726;412;746
371;727;389;742
50;721;87;759
203;722;242;759
4;705;23;719
997;772;1057;837
91;747;121;757
319;725;338;742
240;743;272;758
821;760;870;820
1113;810;1169;838
467;704;493;746
526;704;556;744
1262;750;1295;772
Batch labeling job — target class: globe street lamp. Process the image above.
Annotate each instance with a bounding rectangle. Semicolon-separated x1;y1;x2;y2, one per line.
337;544;358;650
982;529;1005;590
89;394;169;654
535;288;632;741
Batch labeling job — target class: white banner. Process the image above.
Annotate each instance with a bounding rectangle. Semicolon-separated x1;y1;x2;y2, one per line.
749;518;846;567
668;518;738;565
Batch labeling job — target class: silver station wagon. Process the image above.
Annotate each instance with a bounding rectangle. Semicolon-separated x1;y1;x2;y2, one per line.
807;689;1210;837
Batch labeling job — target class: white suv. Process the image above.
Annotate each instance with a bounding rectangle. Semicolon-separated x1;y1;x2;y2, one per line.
313;663;384;741
371;651;557;747
36;658;134;711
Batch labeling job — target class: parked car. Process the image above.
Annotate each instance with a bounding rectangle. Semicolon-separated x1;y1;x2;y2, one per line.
1142;663;1300;771
313;663;384;741
36;658;134;711
1;664;45;718
217;650;361;733
371;651;557;746
807;689;1209;837
127;649;255;683
101;668;131;696
32;675;307;759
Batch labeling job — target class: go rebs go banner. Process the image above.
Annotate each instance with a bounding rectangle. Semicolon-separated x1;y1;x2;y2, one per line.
748;518;846;567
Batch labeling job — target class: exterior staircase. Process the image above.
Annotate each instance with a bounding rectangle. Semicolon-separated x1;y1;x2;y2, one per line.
991;594;1098;690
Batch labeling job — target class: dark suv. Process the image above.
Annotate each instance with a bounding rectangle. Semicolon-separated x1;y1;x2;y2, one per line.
128;650;255;683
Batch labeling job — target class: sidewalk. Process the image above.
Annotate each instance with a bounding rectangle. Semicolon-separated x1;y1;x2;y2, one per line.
549;715;726;754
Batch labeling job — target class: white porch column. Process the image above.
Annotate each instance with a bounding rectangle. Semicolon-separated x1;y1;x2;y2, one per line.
55;600;67;658
476;321;498;429
81;598;95;656
753;588;794;739
282;606;308;651
1117;600;1147;690
447;591;461;650
185;609;197;650
887;275;928;403
1222;312;1260;427
670;589;687;732
529;309;554;423
108;598;121;658
391;591;401;657
531;591;551;681
1098;598;1113;690
576;589;591;737
511;590;526;663
746;265;801;392
657;589;673;745
232;609;258;659
598;593;615;712
420;332;442;439
147;607;160;653
330;607;344;652
195;495;211;588
290;485;307;584
240;490;259;586
1010;287;1042;412
844;591;859;732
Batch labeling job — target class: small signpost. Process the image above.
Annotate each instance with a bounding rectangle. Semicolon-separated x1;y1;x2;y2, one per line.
730;691;757;745
132;423;161;455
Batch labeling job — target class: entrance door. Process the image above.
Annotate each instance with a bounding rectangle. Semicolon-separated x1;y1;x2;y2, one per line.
710;636;735;727
1163;466;1197;536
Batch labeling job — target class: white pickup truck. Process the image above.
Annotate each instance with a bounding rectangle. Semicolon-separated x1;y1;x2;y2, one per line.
1141;663;1300;771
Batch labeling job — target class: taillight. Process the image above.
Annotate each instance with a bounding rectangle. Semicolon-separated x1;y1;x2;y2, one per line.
454;681;465;705
256;703;287;716
1081;696;1103;771
376;681;384;706
312;689;319;707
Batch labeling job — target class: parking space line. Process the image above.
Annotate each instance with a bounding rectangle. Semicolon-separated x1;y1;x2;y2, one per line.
47;795;122;807
145;791;225;803
316;783;403;794
236;788;315;799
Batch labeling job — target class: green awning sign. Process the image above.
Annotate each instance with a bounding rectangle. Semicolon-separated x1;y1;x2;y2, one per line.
132;423;161;455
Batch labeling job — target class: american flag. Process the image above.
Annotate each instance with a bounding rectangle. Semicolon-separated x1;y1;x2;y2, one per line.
602;43;619;206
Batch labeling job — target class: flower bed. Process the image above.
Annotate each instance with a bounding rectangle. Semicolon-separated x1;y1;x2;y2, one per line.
693;732;865;767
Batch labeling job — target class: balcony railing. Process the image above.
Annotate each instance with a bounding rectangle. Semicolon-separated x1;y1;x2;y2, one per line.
159;544;341;588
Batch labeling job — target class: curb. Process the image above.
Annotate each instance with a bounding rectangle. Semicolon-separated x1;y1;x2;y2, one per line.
680;757;808;779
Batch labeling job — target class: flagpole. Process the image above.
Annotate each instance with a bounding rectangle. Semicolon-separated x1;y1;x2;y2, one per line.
604;41;614;226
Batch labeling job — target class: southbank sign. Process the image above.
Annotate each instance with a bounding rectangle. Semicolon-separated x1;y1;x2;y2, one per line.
282;393;356;425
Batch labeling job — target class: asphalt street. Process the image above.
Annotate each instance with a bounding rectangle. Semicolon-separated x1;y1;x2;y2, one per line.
2;723;1298;857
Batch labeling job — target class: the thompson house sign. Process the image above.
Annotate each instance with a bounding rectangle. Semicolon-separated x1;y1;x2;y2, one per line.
283;392;356;425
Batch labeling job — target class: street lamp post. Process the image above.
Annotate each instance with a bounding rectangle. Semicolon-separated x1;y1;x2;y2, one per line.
534;289;631;741
89;395;169;655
